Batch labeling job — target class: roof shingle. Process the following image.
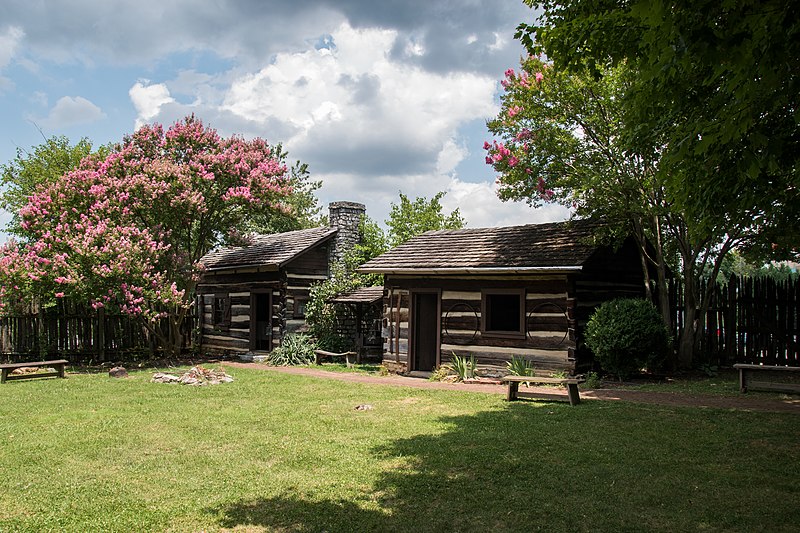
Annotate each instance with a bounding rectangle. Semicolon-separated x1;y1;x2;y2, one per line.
358;219;602;273
200;227;336;270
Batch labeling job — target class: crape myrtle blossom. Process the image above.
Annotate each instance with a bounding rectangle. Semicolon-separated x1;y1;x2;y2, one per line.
485;56;556;203
0;115;293;352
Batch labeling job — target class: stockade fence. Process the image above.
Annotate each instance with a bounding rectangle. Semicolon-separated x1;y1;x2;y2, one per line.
0;302;197;363
671;275;799;367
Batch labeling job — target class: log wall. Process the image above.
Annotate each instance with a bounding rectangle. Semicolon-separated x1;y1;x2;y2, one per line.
196;242;330;355
382;275;576;373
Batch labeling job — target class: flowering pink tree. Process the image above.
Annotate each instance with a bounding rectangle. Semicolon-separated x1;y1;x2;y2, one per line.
0;115;293;354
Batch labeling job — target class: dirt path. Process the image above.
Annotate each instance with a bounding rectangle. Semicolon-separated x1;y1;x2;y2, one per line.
221;362;800;414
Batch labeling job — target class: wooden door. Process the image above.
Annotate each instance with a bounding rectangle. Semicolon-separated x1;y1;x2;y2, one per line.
411;291;440;371
250;292;272;351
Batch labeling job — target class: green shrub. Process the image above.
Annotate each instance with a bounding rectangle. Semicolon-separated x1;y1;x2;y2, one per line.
268;333;317;366
304;264;363;352
585;298;671;380
450;353;476;381
584;371;602;388
428;365;451;381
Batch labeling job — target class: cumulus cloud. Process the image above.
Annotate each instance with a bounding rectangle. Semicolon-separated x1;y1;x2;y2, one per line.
38;96;106;129
219;23;498;178
129;81;175;127
442;178;571;228
5;1;545;230
0;25;24;90
0;26;24;69
0;1;531;75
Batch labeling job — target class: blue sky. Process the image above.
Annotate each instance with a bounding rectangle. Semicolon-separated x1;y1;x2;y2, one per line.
0;1;569;236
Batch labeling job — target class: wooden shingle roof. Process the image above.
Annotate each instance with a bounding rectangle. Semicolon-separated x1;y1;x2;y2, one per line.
358;219;603;274
200;227;336;271
328;286;385;304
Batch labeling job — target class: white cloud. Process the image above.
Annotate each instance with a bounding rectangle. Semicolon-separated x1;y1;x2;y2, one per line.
442;178;572;228
488;32;507;52
0;26;24;69
222;23;498;177
39;96;106;129
129;81;175;127
436;138;468;175
126;21;543;229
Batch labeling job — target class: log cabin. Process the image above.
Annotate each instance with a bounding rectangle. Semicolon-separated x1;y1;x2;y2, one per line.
197;202;366;357
358;219;648;375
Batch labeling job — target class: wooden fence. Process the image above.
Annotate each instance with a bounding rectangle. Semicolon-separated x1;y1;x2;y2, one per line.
0;306;197;363
671;276;799;367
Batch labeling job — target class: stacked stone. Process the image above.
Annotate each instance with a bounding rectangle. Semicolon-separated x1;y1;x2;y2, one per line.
328;201;366;266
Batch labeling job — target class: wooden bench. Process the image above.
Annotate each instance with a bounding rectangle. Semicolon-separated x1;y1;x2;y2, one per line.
314;349;357;367
0;360;68;384
733;364;800;394
501;375;586;406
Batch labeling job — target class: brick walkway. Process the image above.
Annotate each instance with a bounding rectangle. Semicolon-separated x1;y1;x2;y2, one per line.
221;362;800;414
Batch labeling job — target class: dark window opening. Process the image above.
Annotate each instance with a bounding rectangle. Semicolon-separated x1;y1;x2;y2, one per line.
294;298;308;318
482;290;524;336
213;295;231;329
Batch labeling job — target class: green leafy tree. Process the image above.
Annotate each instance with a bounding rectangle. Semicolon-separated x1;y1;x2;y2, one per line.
489;58;746;365
518;0;798;259
503;1;798;367
0;136;109;235
386;192;464;247
487;59;673;327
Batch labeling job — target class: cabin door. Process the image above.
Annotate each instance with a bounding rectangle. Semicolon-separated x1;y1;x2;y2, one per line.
411;291;440;371
250;291;272;351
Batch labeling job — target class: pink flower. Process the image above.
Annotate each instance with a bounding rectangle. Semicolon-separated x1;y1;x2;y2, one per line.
55;292;65;298
535;72;544;83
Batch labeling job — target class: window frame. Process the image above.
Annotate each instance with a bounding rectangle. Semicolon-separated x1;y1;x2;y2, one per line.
212;293;231;330
293;297;308;319
481;288;526;338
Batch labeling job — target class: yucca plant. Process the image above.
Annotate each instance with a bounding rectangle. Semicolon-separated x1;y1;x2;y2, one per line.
450;353;476;381
267;333;317;366
506;355;535;377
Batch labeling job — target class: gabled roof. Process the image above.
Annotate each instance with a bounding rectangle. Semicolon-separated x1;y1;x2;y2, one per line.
358;219;603;275
200;227;336;271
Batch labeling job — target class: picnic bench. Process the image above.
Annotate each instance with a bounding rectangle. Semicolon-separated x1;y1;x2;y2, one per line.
501;375;586;406
0;360;68;384
733;363;800;394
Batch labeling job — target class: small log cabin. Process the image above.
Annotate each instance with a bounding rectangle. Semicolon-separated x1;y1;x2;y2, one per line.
197;202;365;356
358;219;647;375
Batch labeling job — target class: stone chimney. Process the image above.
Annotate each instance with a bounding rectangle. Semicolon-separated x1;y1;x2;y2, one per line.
328;201;366;265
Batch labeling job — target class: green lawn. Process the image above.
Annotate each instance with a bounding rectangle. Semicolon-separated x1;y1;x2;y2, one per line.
1;367;798;532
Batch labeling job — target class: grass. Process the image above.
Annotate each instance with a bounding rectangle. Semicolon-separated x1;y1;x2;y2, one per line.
0;366;798;532
605;368;800;399
304;362;385;374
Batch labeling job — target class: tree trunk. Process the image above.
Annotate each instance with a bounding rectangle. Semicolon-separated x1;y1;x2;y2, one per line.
677;265;700;369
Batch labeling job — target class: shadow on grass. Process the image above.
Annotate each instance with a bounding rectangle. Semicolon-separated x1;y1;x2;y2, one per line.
210;401;799;532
